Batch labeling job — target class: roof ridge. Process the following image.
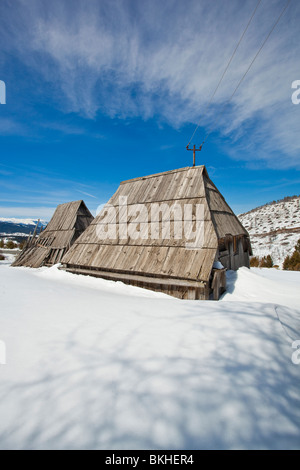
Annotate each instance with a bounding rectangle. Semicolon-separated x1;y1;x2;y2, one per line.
120;166;205;185
56;199;83;208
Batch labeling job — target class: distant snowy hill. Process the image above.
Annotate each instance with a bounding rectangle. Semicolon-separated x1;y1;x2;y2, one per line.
238;196;300;267
0;218;48;237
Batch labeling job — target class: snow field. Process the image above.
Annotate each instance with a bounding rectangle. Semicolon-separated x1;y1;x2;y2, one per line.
0;262;299;449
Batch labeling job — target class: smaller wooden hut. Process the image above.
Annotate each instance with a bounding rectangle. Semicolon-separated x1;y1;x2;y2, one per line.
12;200;93;268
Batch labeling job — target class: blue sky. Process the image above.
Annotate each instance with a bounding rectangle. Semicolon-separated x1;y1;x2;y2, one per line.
0;0;299;220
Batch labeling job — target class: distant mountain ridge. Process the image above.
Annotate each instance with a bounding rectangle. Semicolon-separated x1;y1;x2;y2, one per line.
238;196;300;267
0;218;48;237
0;217;48;225
239;195;300;217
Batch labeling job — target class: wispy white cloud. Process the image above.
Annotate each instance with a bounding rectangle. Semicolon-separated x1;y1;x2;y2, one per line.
0;201;107;219
0;118;28;136
0;169;12;176
39;120;105;138
1;0;299;167
76;189;97;199
256;178;300;192
0;158;116;219
0;205;56;220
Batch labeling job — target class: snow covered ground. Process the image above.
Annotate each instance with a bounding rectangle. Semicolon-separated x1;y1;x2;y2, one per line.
0;256;299;450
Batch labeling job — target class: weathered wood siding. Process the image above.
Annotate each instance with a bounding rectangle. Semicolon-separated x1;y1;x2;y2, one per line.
62;166;251;299
12;200;94;268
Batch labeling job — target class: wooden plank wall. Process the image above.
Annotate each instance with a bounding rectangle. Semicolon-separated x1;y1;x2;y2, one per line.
12;200;94;268
61;166;251;300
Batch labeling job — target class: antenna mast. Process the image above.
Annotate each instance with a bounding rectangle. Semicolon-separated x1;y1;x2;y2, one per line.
186;144;202;167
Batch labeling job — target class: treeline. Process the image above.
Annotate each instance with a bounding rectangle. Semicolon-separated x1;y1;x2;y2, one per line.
0;239;25;250
250;255;274;268
239;195;300;217
283;239;300;271
250;239;300;271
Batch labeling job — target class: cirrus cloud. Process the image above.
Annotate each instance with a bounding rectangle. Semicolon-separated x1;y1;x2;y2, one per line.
0;0;299;168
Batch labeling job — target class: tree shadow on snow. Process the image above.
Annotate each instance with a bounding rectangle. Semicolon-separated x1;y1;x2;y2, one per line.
0;301;299;450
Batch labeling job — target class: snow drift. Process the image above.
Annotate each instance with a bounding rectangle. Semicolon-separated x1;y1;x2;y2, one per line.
0;258;299;450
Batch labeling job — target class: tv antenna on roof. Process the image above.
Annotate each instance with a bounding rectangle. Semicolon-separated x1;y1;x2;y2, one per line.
186;144;202;167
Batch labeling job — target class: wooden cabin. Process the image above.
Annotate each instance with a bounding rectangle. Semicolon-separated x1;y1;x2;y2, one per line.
61;166;251;300
12;200;93;268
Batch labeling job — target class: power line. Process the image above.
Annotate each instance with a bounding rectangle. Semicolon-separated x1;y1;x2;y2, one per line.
187;0;262;146
201;0;292;147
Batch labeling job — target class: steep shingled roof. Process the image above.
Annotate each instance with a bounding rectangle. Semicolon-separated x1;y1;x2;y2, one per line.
12;200;93;268
62;166;248;285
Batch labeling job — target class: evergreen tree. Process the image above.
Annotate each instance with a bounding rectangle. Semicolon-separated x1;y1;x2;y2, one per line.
5;240;17;249
283;239;300;271
283;255;291;270
250;256;259;267
260;255;273;268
